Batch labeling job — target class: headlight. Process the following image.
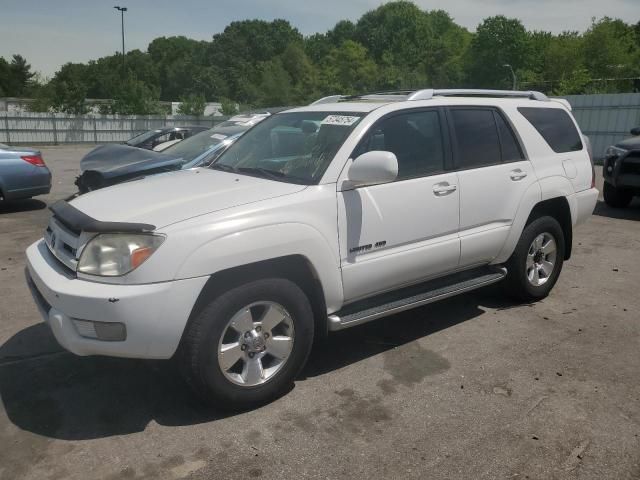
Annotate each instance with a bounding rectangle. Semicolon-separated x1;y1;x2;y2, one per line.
77;233;165;276
605;146;628;158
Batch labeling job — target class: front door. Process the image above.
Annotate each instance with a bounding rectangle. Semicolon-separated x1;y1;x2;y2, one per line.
337;108;461;303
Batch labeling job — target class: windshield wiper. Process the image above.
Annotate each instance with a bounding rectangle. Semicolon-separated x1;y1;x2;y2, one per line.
237;167;287;181
210;163;238;173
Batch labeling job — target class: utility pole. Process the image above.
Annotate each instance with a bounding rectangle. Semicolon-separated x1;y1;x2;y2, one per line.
114;6;128;77
503;64;517;90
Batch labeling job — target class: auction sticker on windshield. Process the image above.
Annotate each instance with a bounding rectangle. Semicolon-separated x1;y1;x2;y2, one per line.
322;115;360;126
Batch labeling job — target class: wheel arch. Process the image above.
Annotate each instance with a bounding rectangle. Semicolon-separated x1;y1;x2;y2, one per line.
179;255;329;353
525;196;572;260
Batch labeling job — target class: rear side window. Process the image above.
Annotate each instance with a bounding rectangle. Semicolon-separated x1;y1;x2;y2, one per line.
450;109;501;169
495;112;524;162
518;107;583;153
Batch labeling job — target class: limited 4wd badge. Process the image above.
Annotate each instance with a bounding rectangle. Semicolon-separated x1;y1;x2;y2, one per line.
349;240;386;254
322;115;360;126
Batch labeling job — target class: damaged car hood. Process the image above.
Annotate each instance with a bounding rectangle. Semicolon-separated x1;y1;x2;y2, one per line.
80;144;184;178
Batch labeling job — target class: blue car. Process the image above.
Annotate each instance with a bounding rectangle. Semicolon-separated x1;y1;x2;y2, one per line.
0;144;52;202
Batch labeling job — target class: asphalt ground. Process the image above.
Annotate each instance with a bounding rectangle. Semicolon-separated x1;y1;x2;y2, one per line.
0;145;639;480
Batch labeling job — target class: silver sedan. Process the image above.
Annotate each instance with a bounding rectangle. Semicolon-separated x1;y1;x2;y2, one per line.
0;144;51;202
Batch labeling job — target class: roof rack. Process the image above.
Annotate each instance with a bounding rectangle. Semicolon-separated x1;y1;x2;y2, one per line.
310;95;347;105
310;89;549;105
408;89;549;101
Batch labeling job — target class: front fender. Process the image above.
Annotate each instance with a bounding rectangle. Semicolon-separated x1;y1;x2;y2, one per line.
175;223;344;312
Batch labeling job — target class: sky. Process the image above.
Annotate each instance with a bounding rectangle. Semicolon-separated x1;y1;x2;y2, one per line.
1;0;638;78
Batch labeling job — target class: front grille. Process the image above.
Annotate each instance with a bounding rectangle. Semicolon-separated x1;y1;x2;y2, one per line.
44;217;82;272
621;154;640;176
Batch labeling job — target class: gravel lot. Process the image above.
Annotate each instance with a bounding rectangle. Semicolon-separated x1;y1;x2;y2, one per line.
0;145;639;480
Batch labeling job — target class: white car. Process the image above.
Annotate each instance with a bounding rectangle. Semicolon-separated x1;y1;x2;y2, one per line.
26;89;598;408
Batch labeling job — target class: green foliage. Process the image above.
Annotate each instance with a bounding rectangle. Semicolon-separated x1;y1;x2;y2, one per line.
0;54;37;97
4;1;640;115
466;16;531;88
220;98;238;115
107;76;162;115
177;93;206;116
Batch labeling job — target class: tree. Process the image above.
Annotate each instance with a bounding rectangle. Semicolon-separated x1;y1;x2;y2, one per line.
108;76;162;115
257;59;293;106
6;3;640;112
466;16;532;88
582;17;640;91
320;40;378;94
177;93;206;116
0;54;36;97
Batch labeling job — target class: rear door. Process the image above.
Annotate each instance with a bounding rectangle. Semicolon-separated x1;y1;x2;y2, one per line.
448;107;537;267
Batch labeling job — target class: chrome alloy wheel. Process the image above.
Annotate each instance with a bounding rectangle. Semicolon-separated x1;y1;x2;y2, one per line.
217;301;295;386
526;232;558;286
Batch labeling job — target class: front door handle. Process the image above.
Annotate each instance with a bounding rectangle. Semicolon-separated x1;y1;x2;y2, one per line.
510;169;527;181
433;182;457;196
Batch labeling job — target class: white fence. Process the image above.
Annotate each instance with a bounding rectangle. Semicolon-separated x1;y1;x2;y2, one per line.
0;112;229;145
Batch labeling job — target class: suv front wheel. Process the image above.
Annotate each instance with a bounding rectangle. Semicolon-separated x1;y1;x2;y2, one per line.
180;278;314;409
505;216;565;302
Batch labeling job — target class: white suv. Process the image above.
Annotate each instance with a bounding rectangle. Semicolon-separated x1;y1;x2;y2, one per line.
26;89;598;408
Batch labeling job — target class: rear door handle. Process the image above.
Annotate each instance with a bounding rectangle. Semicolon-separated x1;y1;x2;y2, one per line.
510;169;527;181
433;182;457;196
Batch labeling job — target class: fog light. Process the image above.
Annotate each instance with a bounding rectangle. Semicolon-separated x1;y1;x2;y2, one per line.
72;319;127;341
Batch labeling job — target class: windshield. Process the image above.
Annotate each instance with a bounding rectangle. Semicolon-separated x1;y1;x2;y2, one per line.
165;126;248;165
213;112;364;184
126;129;162;145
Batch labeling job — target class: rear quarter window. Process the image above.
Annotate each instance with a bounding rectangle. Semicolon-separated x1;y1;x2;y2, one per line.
518;107;583;153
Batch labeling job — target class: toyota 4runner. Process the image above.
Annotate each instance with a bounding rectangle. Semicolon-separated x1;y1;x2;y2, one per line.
26;89;598;408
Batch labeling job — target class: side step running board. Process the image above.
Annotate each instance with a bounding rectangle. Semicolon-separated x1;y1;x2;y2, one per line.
328;266;507;331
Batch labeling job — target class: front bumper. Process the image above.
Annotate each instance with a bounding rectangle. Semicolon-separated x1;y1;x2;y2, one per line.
25;240;208;359
603;153;640;190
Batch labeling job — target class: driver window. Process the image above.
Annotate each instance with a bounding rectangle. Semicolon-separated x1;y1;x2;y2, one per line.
361;110;445;180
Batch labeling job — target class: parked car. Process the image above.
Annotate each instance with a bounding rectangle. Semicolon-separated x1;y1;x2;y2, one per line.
125;126;209;151
0;143;51;202
76;126;250;193
26;89;598;409
602;126;640;208
75;114;270;193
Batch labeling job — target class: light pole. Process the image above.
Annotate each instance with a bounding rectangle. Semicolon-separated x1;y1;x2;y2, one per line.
503;64;517;90
114;6;127;76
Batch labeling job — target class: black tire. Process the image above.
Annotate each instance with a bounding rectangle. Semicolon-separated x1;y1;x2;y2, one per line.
180;278;314;409
603;181;633;208
505;216;565;302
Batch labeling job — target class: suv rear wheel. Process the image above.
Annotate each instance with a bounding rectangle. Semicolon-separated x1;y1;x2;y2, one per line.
603;181;633;208
180;278;314;409
505;216;565;302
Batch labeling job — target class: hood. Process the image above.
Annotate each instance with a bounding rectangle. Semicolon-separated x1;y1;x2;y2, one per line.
616;136;640;151
69;168;307;229
80;144;183;178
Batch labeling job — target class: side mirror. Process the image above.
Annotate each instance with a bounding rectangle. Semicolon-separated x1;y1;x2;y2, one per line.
630;127;640;136
345;151;398;188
